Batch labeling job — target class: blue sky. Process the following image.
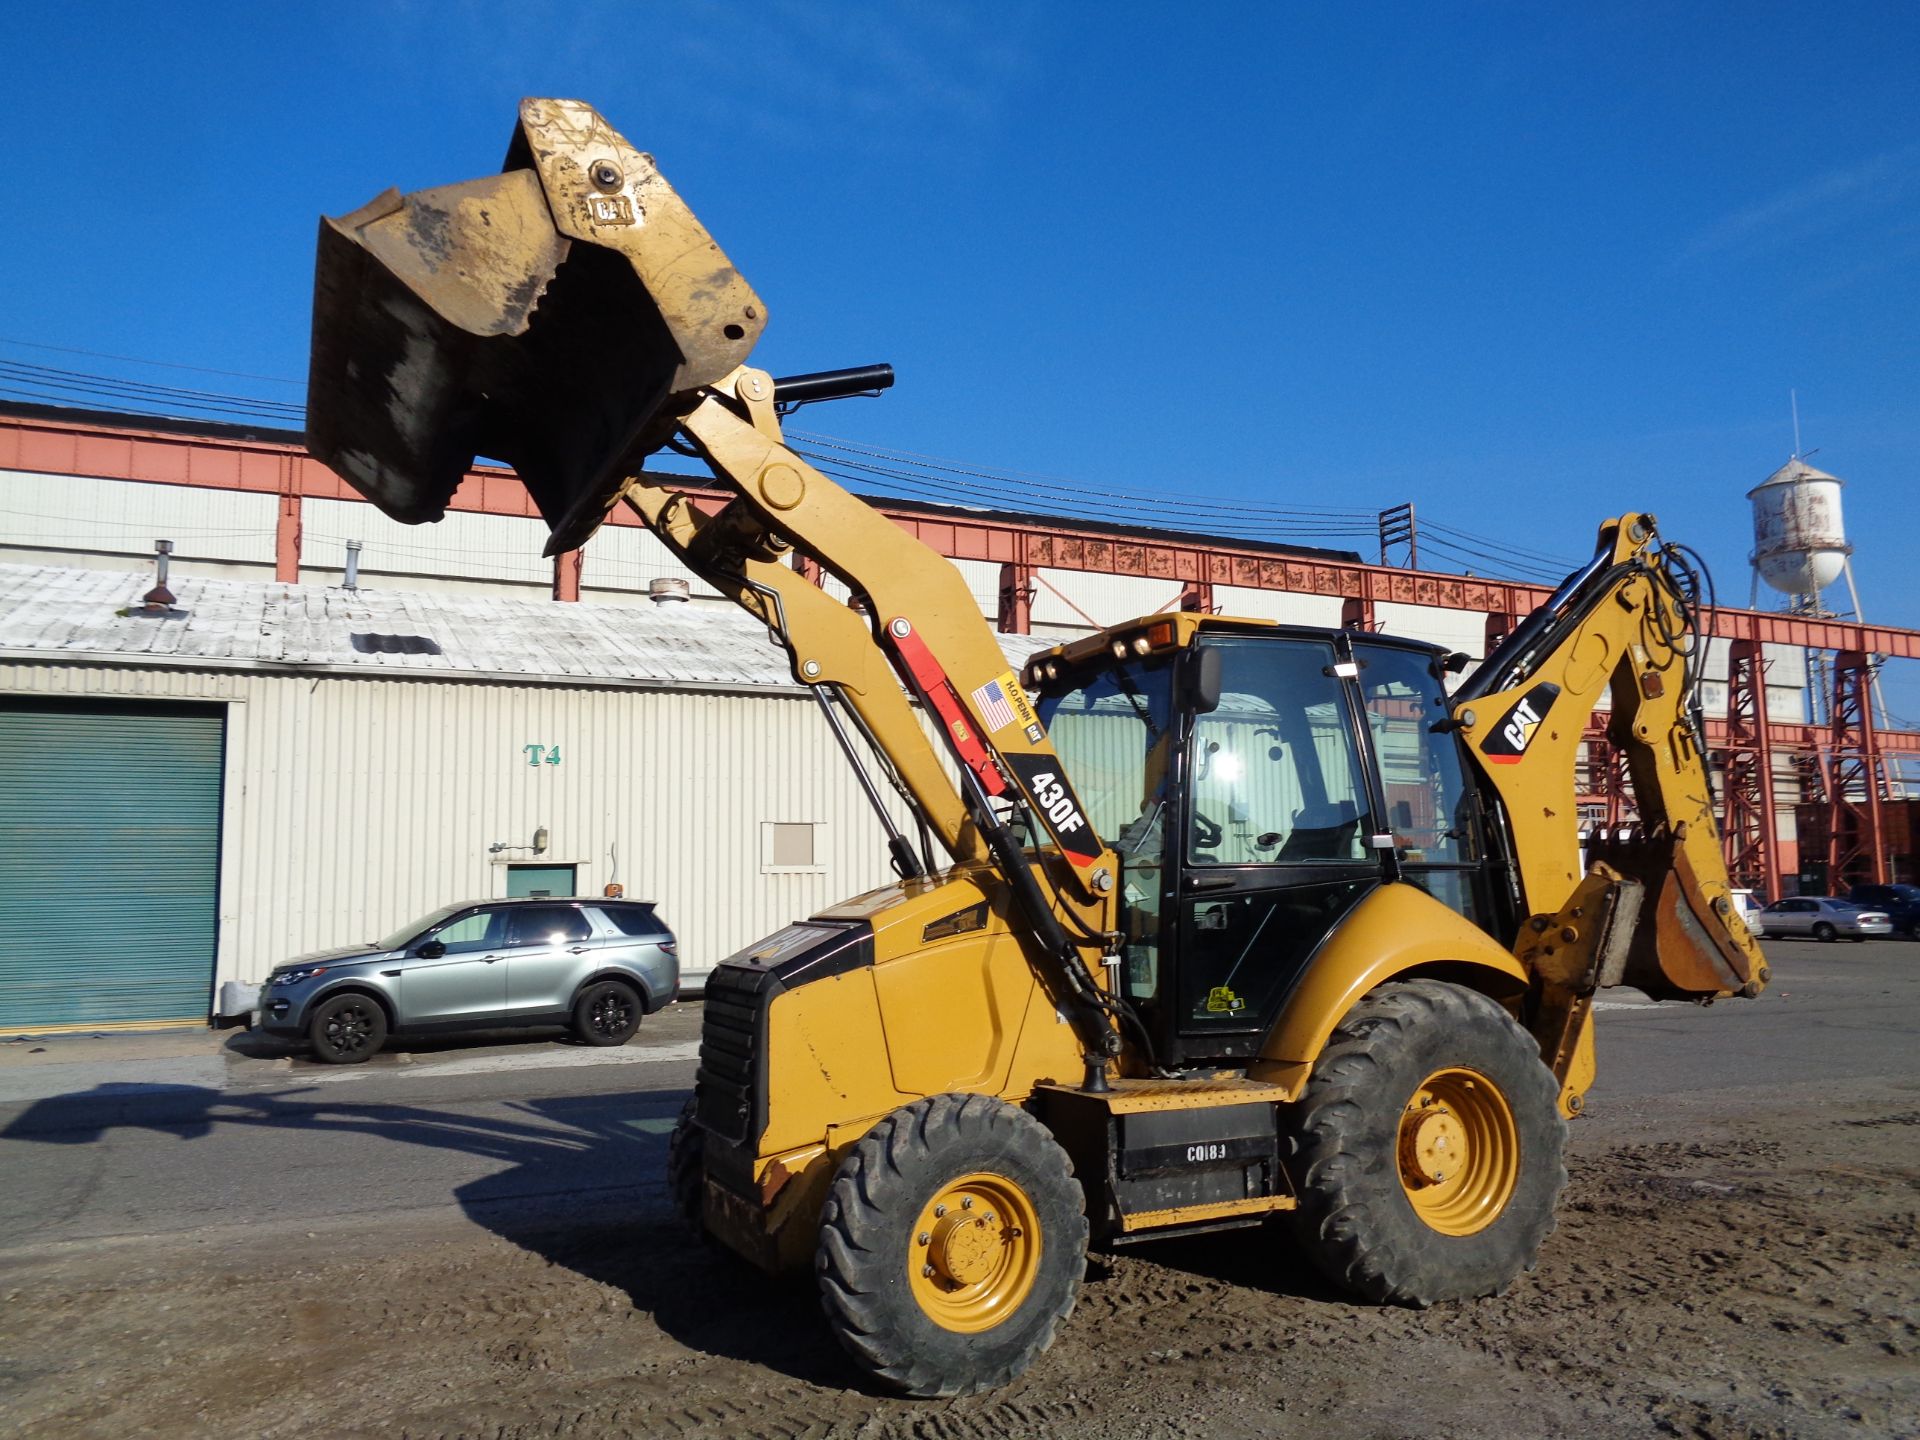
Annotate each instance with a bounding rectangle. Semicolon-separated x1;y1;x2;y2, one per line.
2;3;1915;711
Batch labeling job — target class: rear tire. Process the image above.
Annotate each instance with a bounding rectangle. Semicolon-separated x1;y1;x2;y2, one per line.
307;993;387;1065
1813;922;1838;943
572;980;641;1046
667;1095;705;1231
1287;979;1567;1306
816;1093;1087;1397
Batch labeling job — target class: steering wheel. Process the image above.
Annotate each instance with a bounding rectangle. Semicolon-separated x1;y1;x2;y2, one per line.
1192;808;1224;849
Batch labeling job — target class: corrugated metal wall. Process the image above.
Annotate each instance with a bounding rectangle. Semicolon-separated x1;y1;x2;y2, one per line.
1033;568;1182;631
1213;586;1346;627
0;661;911;999
0;471;276;569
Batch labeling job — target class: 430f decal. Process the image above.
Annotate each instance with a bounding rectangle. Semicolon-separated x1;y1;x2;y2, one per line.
1004;752;1104;868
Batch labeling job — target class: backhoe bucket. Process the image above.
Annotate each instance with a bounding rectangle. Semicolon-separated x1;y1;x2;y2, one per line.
305;98;765;555
1585;831;1763;1000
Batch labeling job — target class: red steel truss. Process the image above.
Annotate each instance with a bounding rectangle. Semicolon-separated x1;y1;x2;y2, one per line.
3;405;1917;895
1720;639;1782;898
1822;651;1889;889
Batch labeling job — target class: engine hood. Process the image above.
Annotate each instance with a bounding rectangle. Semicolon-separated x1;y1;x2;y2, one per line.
274;943;385;973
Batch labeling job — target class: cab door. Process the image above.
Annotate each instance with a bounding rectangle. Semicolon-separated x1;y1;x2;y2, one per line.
1164;636;1383;1063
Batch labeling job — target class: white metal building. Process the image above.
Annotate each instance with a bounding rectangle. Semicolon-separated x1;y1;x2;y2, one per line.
0;561;1035;1032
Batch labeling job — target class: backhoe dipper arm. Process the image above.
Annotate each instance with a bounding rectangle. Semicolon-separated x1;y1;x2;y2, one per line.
1453;513;1767;1006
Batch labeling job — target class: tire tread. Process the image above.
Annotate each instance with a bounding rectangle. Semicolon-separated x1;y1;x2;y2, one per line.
1287;979;1568;1306
816;1093;1086;1397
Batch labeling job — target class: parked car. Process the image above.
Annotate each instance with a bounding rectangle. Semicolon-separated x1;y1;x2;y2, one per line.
1755;896;1892;943
258;897;678;1063
1848;883;1920;937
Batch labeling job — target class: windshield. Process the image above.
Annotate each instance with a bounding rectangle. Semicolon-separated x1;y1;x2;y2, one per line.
375;903;469;950
1038;656;1175;1005
1036;656;1176;851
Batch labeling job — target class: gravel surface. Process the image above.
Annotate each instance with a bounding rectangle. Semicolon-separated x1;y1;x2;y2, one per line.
2;1076;1913;1439
3;941;1915;1438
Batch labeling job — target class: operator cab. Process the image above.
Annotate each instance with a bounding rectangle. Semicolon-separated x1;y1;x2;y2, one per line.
1025;619;1515;1069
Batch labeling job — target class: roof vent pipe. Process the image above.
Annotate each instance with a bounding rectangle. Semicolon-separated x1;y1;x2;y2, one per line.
139;540;177;613
344;539;362;591
648;577;691;604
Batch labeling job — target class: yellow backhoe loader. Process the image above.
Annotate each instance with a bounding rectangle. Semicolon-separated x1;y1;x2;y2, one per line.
305;99;1767;1398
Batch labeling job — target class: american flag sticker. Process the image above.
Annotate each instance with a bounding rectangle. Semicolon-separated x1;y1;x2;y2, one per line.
971;674;1020;734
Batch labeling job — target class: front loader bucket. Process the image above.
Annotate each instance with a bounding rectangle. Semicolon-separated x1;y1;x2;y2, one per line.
305;98;765;555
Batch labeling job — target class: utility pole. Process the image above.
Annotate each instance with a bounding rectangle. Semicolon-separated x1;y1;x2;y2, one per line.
1378;503;1417;569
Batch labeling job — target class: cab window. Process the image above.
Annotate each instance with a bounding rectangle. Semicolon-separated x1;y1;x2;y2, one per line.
1354;644;1478;865
1187;638;1369;866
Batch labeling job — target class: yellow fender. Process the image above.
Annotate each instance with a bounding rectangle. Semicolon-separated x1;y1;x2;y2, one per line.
1248;883;1528;1099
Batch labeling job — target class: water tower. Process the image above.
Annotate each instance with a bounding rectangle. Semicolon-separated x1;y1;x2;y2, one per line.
1747;456;1868;733
1747;457;1852;605
1745;451;1907;824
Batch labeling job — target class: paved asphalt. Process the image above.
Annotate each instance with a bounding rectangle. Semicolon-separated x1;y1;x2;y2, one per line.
1;938;1914;1253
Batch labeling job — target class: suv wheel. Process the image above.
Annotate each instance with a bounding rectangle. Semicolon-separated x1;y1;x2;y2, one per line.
308;993;388;1064
573;980;641;1046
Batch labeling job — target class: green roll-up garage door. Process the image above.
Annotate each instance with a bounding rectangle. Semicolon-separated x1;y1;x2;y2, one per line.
0;699;224;1030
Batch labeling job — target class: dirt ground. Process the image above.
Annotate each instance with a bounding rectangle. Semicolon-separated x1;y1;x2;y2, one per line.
1;1080;1914;1440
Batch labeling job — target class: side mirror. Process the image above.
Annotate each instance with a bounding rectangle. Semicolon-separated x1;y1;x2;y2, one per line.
414;940;447;959
1443;651;1473;674
1181;645;1223;715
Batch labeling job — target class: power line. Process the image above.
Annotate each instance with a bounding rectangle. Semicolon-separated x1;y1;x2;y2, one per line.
0;336;305;387
0;345;1587;587
0;360;303;417
0;378;297;426
794;430;1382;520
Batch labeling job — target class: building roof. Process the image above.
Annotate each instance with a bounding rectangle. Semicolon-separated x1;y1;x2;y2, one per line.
0;562;1046;693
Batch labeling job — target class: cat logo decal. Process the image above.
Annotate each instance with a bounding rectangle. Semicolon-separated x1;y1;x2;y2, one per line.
1481;682;1561;764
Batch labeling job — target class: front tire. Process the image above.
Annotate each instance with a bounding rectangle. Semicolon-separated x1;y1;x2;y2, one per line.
1287;979;1567;1306
307;993;387;1065
573;980;641;1046
816;1093;1087;1397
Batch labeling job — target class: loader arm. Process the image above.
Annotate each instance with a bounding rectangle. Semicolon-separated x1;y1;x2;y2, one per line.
619;372;1128;1073
1451;514;1768;1108
303;98;1124;1076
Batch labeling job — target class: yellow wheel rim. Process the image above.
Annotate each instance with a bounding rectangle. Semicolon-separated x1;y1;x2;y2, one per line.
905;1171;1042;1334
1397;1068;1519;1237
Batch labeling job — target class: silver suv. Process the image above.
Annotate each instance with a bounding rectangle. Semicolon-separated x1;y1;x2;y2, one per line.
258;898;678;1063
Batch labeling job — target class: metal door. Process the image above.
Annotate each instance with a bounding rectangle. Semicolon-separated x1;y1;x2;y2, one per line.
1167;637;1384;1059
0;700;223;1030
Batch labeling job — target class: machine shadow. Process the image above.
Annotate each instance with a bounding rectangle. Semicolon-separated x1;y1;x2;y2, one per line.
3;1080;1360;1384
0;1080;849;1387
1093;1225;1355;1306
